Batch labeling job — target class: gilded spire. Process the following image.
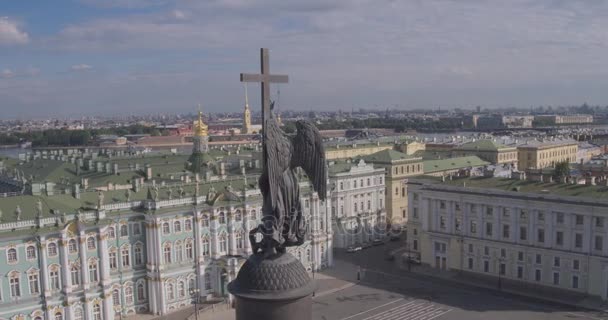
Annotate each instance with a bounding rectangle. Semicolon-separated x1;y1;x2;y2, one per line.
244;83;250;110
194;103;208;137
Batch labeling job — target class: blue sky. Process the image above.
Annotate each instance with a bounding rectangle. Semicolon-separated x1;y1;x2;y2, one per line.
2;0;608;118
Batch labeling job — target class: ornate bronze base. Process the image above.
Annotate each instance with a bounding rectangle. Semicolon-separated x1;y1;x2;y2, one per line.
228;252;314;320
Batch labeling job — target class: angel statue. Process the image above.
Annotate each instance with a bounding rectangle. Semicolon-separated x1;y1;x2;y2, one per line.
250;102;327;256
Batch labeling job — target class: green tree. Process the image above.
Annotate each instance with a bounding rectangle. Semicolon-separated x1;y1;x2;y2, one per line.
554;161;570;179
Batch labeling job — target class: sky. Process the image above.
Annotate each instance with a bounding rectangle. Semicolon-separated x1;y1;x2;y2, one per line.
2;0;608;118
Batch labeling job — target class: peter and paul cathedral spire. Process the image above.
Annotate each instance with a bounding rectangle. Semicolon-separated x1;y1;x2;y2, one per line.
242;84;252;134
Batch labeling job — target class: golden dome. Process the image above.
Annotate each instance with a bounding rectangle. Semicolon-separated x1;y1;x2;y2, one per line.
194;104;208;137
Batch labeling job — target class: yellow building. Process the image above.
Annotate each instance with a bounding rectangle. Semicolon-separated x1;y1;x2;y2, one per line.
517;139;578;170
325;143;393;160
453;140;518;165
363;149;423;226
397;140;426;156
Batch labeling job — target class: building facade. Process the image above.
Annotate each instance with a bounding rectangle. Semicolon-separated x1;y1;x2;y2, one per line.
0;181;332;320
517;140;578;169
328;159;386;248
364;149;423;226
408;178;608;300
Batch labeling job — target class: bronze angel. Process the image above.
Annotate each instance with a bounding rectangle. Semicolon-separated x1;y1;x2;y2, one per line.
250;103;327;256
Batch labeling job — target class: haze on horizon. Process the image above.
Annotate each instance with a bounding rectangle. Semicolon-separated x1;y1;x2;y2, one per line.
2;0;608;118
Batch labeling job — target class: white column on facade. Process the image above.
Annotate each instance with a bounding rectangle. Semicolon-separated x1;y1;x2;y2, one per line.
59;235;72;293
103;291;113;320
244;207;252;255
99;234;111;285
79;232;89;288
39;236;51;298
148;278;157;315
159;280;167;315
192;208;205;301
228;212;237;255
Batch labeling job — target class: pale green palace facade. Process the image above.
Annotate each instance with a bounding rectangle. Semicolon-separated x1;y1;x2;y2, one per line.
0;149;333;320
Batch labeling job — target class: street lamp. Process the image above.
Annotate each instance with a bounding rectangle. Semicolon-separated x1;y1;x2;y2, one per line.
190;287;200;320
311;262;316;297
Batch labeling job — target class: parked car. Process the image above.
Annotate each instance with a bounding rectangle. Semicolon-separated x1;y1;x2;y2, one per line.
362;242;372;249
372;238;384;246
404;254;421;265
347;244;363;253
390;235;401;242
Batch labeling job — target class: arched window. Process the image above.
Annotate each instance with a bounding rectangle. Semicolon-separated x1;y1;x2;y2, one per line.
121;246;130;267
354;180;357;188
112;289;120;305
68;239;78;254
236;232;243;249
188;278;195;292
174;221;182;233
7;248;17;263
202;237;210;256
28;270;40;294
48;242;58;257
178;281;185;298
306;249;311;262
54;312;63;320
125;286;134;304
93;304;102;320
219;212;226;224
34;317;43;320
166;283;175;301
162;222;170;234
108;227;116;239
49;266;61;290
89;259;98;282
201;215;209;227
87;237;96;250
71;265;80;286
175;241;183;262
73;307;84;320
120;225;128;237
297;251;302;261
134;244;143;266
185;219;192;231
219;233;227;253
185;241;193;260
251;210;257;220
26;246;36;260
164;244;172;264
204;272;211;290
137;282;146;301
9;272;20;297
235;210;242;222
109;250;117;270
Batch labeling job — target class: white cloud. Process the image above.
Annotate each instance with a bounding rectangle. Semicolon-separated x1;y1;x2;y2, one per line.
71;64;93;71
1;69;15;78
0;17;29;45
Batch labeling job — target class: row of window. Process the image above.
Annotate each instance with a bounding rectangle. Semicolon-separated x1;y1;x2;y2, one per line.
468;258;581;289
109;244;144;270
393;164;421;176
6;266;62;298
112;281;148;306
338;176;383;191
7;236;103;263
467;244;582;270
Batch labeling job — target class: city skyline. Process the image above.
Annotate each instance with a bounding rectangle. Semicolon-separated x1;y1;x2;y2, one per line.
3;0;608;117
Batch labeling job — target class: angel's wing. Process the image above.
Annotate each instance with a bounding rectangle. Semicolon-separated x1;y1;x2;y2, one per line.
291;120;327;201
263;117;292;211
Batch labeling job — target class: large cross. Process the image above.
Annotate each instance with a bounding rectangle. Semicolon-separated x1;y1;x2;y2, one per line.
240;48;289;131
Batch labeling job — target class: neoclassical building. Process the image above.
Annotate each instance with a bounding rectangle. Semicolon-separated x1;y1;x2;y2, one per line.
328;159;386;248
408;176;608;300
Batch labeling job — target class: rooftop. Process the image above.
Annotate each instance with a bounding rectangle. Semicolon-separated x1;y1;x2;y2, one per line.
455;139;514;152
363;149;420;164
415;176;608;201
423;156;489;173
